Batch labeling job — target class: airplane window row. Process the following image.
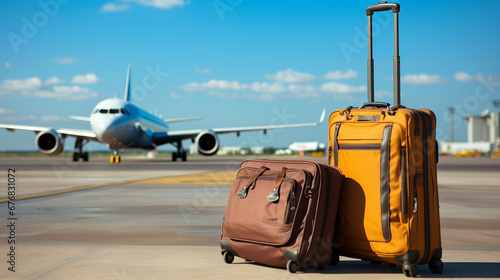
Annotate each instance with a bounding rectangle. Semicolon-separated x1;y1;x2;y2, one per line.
92;108;130;115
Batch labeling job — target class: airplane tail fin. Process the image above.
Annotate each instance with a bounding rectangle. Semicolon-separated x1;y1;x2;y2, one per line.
124;65;131;101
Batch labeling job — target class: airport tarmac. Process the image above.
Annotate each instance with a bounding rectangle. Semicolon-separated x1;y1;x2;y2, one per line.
0;155;499;279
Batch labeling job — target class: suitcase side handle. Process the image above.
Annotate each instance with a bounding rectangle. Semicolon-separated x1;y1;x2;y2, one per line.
367;1;401;106
267;167;288;202
237;166;268;199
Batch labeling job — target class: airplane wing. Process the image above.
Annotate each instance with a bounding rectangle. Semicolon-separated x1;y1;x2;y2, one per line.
153;109;326;145
163;117;202;124
69;115;91;122
0;124;97;141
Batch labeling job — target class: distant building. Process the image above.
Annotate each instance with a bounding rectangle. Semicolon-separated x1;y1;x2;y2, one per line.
465;110;499;144
441;109;499;155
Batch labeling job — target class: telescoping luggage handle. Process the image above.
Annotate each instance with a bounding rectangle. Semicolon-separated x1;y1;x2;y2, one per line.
366;1;401;106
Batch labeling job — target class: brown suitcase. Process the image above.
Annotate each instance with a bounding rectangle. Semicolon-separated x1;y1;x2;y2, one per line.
220;159;342;273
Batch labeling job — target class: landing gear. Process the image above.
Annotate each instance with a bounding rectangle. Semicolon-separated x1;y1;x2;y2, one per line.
110;150;121;164
73;139;89;162
172;140;187;162
110;155;121;163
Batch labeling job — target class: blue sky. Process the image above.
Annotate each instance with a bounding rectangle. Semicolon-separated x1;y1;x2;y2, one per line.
1;0;499;152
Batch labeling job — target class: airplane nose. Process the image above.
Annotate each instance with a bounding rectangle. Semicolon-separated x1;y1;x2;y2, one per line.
93;118;117;143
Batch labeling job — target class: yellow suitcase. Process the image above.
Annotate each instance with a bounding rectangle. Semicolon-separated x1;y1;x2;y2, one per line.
328;2;443;277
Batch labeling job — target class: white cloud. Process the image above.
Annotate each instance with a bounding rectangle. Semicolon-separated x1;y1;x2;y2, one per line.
266;68;316;83
195;68;214;75
287;84;321;99
0;77;98;101
5;62;12;68
323;69;358;80
320;82;366;94
30;86;98;101
45;77;65;85
182;79;286;95
454;71;489;83
40;115;63;122
101;0;186;12
0;114;36;122
248;82;286;93
375;90;392;99
0;108;14;115
53;57;82;64
0;110;63;122
401;74;447;85
132;0;186;9
207;91;276;101
0;77;42;92
169;91;180;99
182;79;245;92
71;73;102;84
101;2;132;11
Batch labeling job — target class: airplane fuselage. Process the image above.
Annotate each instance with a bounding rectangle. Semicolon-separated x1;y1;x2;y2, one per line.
89;98;169;150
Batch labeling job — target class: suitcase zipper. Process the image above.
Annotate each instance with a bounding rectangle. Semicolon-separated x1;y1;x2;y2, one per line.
338;143;381;150
237;167;313;199
284;181;297;224
417;110;432;264
404;109;431;263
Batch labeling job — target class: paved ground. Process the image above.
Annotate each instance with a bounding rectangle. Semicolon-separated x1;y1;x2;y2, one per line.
0;155;499;279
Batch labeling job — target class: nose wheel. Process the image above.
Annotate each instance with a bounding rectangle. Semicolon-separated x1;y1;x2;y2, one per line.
110;155;121;163
110;149;121;164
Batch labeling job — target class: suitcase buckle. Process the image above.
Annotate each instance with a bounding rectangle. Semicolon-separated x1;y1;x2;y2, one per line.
267;188;279;202
237;186;249;199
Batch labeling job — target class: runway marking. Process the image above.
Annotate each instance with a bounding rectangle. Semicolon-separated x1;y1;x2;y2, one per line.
129;170;239;185
0;178;155;203
0;170;239;203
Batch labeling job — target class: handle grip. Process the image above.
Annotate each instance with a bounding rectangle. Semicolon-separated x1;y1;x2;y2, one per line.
366;1;400;16
237;166;268;199
360;101;391;109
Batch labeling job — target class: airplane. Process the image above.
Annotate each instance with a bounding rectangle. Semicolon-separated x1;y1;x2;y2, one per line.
0;66;326;163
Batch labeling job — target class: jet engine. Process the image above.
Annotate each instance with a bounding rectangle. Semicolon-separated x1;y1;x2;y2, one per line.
35;129;64;155
195;130;219;156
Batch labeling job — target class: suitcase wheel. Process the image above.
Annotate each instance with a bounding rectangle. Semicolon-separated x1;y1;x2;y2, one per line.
329;248;340;266
428;259;443;274
286;260;300;273
402;264;418;278
222;251;234;264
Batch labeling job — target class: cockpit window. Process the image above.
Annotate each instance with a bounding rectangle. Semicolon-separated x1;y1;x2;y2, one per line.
92;108;99;114
109;109;120;114
99;109;108;114
121;108;129;115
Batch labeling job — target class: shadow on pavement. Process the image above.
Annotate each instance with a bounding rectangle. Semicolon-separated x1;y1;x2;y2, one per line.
317;261;500;278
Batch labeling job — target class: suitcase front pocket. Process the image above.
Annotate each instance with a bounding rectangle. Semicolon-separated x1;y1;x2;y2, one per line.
223;173;301;246
334;122;394;243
